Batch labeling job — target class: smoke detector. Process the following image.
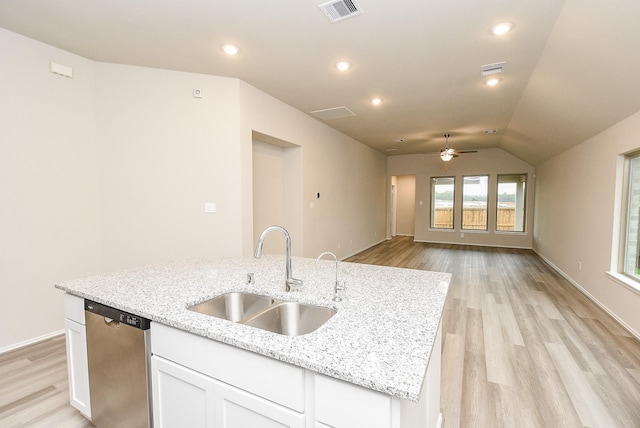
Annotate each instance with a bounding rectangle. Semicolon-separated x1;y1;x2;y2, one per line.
319;0;363;23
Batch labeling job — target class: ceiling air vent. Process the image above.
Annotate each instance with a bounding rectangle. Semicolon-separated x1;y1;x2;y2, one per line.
319;0;363;23
481;61;506;76
310;106;356;120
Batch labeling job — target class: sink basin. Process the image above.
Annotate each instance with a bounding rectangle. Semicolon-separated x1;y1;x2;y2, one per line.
188;292;274;322
244;301;336;336
188;292;336;336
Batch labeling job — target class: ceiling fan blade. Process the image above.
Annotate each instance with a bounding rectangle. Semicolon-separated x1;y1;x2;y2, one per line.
455;150;478;154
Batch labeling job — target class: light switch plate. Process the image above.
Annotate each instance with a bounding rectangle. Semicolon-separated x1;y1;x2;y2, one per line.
204;203;216;213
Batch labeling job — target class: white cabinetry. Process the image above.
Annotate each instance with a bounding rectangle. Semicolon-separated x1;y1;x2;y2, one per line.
151;323;305;428
152;356;215;428
315;373;400;428
151;322;442;428
214;376;305;428
63;294;91;418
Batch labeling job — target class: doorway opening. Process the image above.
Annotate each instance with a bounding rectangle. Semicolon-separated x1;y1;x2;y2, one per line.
252;131;302;255
390;175;416;238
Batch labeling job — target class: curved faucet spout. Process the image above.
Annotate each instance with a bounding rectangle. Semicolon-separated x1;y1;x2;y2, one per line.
317;251;343;302
254;226;302;292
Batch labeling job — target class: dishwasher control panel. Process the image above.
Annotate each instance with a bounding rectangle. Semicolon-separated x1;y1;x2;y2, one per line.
85;299;151;330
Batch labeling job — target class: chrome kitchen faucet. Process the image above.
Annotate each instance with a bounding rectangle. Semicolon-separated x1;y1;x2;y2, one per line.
254;226;303;292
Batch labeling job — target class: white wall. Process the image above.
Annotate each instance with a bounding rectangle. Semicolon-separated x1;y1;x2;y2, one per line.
239;82;388;260
252;140;287;255
388;149;536;248
95;64;244;271
0;29;388;350
0;29;102;350
534;109;640;337
395;175;416;236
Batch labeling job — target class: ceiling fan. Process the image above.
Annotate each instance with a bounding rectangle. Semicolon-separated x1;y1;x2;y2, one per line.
440;133;477;161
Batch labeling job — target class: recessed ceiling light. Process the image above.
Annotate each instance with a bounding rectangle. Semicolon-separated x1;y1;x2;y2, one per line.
336;61;351;71
221;44;240;55
485;78;501;86
491;22;513;36
371;97;383;106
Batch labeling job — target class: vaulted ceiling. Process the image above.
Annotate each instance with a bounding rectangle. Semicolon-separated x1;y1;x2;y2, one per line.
1;0;639;165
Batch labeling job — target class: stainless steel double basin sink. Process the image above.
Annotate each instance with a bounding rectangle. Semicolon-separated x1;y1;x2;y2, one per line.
188;292;336;336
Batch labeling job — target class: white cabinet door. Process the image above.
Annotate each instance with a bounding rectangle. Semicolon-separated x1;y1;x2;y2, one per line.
152;356;215;428
64;318;91;418
214;381;305;428
152;355;304;428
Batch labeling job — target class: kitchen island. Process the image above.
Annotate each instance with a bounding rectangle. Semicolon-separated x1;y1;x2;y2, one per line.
57;254;450;427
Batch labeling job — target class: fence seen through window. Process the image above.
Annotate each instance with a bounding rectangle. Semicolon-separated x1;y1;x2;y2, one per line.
430;174;527;232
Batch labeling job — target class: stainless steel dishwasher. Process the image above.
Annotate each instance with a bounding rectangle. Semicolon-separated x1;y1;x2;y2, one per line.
85;299;152;428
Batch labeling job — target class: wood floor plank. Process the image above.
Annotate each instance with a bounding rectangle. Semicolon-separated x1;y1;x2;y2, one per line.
481;294;516;387
545;342;617;427
347;236;640;427
2;236;640;427
441;333;465;428
0;336;93;428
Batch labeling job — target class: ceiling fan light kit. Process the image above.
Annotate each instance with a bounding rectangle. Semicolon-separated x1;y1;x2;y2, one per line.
440;133;478;162
440;134;454;162
440;150;454;162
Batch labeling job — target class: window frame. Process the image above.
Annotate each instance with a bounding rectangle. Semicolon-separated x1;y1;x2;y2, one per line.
461;175;489;231
430;176;455;230
620;153;640;282
608;151;640;295
495;173;528;233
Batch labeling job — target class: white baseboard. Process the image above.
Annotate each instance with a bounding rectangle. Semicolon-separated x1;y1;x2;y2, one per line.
413;239;532;250
340;238;387;261
0;329;65;355
533;250;640;341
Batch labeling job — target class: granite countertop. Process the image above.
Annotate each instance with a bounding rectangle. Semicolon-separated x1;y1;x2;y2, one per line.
55;255;450;402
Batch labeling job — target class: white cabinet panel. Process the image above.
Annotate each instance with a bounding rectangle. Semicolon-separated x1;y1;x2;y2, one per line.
315;374;396;428
151;322;305;412
64;297;91;419
152;356;215;428
152;354;304;428
63;293;85;324
64;319;91;417
215;381;305;428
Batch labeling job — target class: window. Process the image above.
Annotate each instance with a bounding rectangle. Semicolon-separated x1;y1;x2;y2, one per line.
623;155;640;280
496;174;527;232
462;175;488;230
431;177;454;229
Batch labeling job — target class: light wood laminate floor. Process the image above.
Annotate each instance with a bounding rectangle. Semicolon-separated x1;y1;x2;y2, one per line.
2;237;640;427
346;236;640;427
0;334;93;427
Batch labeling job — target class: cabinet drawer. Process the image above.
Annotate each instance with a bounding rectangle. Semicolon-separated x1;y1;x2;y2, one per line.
64;293;85;324
151;323;306;412
315;374;395;428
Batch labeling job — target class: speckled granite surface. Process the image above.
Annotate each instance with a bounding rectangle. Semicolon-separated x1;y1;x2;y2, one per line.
55;255;450;401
